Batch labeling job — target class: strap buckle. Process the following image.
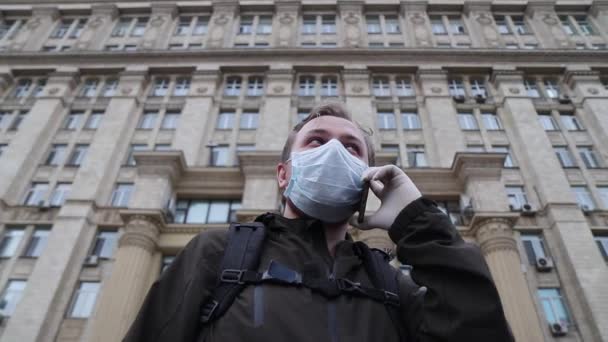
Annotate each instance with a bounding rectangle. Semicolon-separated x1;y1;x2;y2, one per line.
383;290;400;307
220;269;245;284
200;299;219;323
336;278;363;294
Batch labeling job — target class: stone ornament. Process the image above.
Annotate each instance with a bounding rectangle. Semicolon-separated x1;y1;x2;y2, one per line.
279;13;294;25
351;85;363;93
121;87;132;95
197;86;208;94
89;17;104;28
26;18;41;30
588;87;599;95
542;14;558;26
150;16;165;27
476;13;493;25
431;86;442;94
48;87;60;95
509;87;520;95
214;13;229;25
410;13;426;25
272;85;285;94
344;12;360;25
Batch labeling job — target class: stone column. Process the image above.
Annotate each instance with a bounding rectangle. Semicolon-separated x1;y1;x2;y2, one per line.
525;1;570;49
208;0;239;48
416;67;466;167
342;67;375;144
12;6;59;51
454;153;545;342
77;5;118;50
338;0;364;48
143;3;177;50
274;0;300;47
88;213;162;342
464;1;500;48
173;68;220;166
0;68;77;204
493;68;608;341
257;67;294;150
238;151;281;221
400;1;431;48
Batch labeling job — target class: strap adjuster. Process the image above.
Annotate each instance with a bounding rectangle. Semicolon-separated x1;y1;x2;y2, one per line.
200;299;219;323
220;269;245;284
336;278;363;294
383;290;400;306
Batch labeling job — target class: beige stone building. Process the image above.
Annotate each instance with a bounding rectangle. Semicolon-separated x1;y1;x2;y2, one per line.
0;0;607;341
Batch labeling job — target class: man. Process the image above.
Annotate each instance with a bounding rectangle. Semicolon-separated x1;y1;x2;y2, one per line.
124;102;514;341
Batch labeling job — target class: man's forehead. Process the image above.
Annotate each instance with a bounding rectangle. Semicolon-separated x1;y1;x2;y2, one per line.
298;115;363;139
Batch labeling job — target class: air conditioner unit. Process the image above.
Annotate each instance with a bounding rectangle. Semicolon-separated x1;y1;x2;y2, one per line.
521;203;536;216
535;256;554;272
549;322;568;336
452;95;465;103
558;95;571;104
475;94;487;104
83;255;99;267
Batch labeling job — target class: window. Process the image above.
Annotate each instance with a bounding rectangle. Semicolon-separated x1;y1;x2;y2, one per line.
247;76;264;96
595;235;608;261
554;146;576;167
506;186;528;210
63;111;84;130
8;111;27;131
538;288;571;326
578;146;600;169
161;255;176;273
436;200;463;225
505;43;519;49
575;16;595;36
430;16;446;35
175;16;191;36
401;111;421;130
366;15;381;34
154;144;172;151
0;20;23;41
385;16;400;34
174;199;242;224
494;15;510;34
321;15;336;34
543;79;560;98
111;17;131;37
101;78;118;97
448;79;465;97
161;110;181;130
90;231;118;259
13;79;31;98
67;144;88;166
24;183;49;206
377;111;396;130
448;16;466;35
458;112;478;130
482;112;502;130
126;144;147;166
151;78;169;97
257;16;272;35
381;144;400;165
68;282;100;318
320;76;338;97
0;111;9;129
372;77;390;97
240;111;258;130
239;16;254;35
193;16;209;35
80;79;99;97
138;111;158;130
297;109;309;123
511;16;530;35
50;183;71;207
22;227;50;258
0;228;24;257
492;146;516;167
210;145;230;166
69;19;86;39
521;234;548;265
36;79;48;97
572;186;595;210
302;15;316;34
50;19;73;39
599;187;608;209
407;145;427;167
395;77;415;97
538;113;558;131
524;79;540;97
467;145;485;152
0;280;26;316
85;111;104;130
217;110;235;130
299;75;315;96
45;144;68;166
560;113;583;131
235;144;255;165
173;77;190;96
224;77;242;97
131;17;148;37
559;16;575;35
470;79;487;97
110;183;133;207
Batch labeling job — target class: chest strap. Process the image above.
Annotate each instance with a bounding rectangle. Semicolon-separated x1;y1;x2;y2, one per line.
218;260;400;307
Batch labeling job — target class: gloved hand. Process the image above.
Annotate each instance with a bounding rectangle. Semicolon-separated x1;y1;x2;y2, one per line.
353;165;422;231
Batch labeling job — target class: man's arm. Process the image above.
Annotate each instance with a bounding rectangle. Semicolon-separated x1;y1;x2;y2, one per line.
391;197;514;341
123;230;227;342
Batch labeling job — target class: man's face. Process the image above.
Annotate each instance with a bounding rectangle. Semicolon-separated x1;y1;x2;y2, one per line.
277;115;369;192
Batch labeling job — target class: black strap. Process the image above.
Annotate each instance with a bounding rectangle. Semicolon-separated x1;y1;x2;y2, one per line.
355;242;407;342
200;222;266;323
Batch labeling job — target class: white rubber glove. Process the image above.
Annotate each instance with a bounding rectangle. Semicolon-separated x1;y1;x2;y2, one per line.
353;165;422;231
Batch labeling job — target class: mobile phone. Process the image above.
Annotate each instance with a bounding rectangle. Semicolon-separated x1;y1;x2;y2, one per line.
358;181;370;223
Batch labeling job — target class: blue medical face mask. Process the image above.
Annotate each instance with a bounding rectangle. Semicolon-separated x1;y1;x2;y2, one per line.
284;138;369;223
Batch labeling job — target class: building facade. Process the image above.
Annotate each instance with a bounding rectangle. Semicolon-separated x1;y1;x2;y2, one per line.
0;0;607;341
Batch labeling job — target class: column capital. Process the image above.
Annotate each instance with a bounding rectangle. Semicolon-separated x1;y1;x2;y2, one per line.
525;0;556;17
212;0;239;12
400;0;428;13
31;6;59;20
337;0;365;11
275;0;301;12
341;67;370;79
267;67;295;80
238;151;281;177
415;67;447;82
150;3;178;17
133;151;187;185
564;69;601;86
116;69;149;98
463;1;492;15
118;212;162;252
591;0;608;17
91;4;118;17
470;216;519;254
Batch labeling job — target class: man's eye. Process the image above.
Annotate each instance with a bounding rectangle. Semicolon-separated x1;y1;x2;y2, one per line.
345;144;360;155
309;138;324;146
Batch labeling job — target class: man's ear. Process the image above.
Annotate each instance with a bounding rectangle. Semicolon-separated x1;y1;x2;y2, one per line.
277;162;289;189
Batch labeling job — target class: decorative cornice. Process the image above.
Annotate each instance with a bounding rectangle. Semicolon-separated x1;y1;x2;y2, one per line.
177;167;244;196
525;0;557;17
31;6;59;19
133;151;187;185
118;211;164;253
451;152;506;183
400;0;428;12
238;151;282;177
416;68;447;82
591;1;608;17
275;0;301;12
91;4;118;17
150;3;178;17
490;69;524;85
564;69;601;87
375;152;398;167
463;1;492;15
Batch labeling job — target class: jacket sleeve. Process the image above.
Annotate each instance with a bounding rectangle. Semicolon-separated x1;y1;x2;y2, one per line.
123;230;227;342
390;197;515;342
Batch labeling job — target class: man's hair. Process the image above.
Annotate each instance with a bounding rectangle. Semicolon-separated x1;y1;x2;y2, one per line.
280;101;376;166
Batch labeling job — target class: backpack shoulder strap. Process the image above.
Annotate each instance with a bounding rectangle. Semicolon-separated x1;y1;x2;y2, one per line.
355;241;407;342
200;222;266;324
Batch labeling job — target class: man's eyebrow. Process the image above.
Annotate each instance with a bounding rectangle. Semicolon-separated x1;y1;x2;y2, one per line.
305;128;363;144
304;128;330;136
